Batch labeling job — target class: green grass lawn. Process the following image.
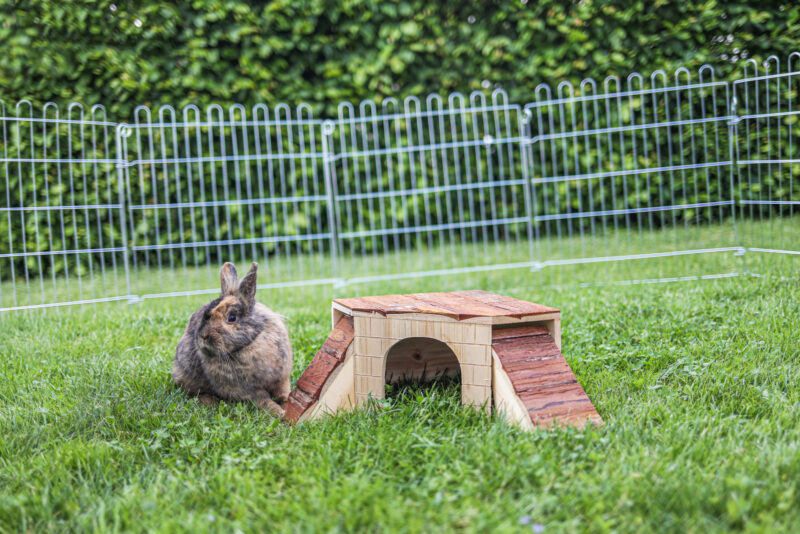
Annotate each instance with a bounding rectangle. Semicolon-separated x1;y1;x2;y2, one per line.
0;245;799;532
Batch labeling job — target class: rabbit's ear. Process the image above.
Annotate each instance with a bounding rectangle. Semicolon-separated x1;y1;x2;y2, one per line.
238;262;258;304
220;262;239;295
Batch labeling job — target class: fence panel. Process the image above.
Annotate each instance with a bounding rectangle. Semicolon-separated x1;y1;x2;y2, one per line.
328;90;533;284
733;55;800;276
2;54;800;313
120;104;336;300
0;102;130;311
526;66;742;285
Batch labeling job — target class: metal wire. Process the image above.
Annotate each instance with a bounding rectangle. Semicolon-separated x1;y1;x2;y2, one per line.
733;54;800;276
1;55;798;313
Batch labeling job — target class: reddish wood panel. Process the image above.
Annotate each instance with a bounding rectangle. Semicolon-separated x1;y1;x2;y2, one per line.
336;294;456;318
364;294;457;316
284;315;354;423
456;290;560;316
493;334;553;348
492;324;549;340
408;292;521;320
284;389;313;423
295;352;340;394
492;324;601;428
502;356;566;375
318;316;355;361
333;291;559;320
520;382;592;412
526;410;603;429
492;335;561;363
505;357;576;391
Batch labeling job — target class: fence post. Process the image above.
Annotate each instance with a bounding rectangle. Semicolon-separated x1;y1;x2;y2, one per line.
519;107;537;269
727;91;748;273
321;119;340;281
115;124;132;298
727;93;740;235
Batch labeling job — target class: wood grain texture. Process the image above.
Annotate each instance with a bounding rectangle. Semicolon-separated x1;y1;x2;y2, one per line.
492;324;549;340
333;291;560;321
384;337;460;383
492;324;601;429
455;290;560;316
284;315;355;423
289;294;591;430
491;335;561;363
299;346;356;423
284;388;313;423
407;292;516;319
491;350;535;430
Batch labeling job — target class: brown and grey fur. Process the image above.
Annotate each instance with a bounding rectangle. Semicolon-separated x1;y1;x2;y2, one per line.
172;262;292;416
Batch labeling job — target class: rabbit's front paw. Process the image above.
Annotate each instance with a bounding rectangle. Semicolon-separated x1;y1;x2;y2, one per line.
257;395;285;417
198;393;220;407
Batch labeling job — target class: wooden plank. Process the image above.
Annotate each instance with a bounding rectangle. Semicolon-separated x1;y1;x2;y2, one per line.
320;315;355;361
368;294;460;317
488;312;561;326
493;332;555;349
512;374;577;393
295;351;340;396
492;350;535;430
462;384;491;413
300;346;356;422
494;346;560;362
330;301;351;329
520;382;597;416
501;356;565;375
455;290;559;316
504;357;576;391
283;315;355;423
333;294;457;318
331;296;386;314
491;327;601;429
284;388;313;423
334;292;559;321
528;400;599;423
407;292;519;320
493;338;561;365
492;324;549;340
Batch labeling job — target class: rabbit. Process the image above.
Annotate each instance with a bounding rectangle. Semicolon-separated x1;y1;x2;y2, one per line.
172;262;293;416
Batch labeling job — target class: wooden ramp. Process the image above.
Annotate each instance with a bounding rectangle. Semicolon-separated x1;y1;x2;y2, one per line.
284;315;355;423
283;291;602;430
492;325;602;429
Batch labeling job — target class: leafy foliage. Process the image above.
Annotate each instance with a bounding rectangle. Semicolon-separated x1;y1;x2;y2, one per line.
1;1;798;115
1;1;798;279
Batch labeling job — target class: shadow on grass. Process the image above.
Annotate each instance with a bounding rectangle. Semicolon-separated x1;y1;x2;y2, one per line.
384;371;462;405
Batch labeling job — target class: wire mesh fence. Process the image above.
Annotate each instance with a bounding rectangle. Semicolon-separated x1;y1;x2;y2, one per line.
733;54;800;276
118;103;334;300
0;102;131;311
328;91;532;284
1;55;798;313
526;65;743;285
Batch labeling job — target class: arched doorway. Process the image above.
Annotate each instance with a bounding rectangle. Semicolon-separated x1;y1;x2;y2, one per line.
384;337;461;385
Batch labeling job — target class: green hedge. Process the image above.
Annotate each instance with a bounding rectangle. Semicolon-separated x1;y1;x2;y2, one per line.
2;1;798;116
1;1;799;279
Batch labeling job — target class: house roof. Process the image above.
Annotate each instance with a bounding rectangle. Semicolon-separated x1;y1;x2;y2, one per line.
333;290;559;321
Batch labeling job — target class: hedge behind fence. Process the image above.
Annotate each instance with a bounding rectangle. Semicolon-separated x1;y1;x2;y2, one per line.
1;1;798;277
2;1;799;115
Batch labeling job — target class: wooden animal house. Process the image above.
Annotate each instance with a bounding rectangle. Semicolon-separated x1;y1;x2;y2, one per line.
284;291;602;430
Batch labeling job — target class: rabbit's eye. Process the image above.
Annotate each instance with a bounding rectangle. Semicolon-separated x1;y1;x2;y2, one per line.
227;313;237;323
